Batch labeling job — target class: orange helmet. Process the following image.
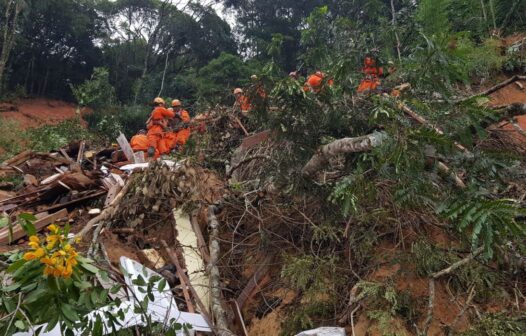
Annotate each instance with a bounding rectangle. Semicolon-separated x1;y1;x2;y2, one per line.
234;88;243;94
171;99;182;107
153;97;165;105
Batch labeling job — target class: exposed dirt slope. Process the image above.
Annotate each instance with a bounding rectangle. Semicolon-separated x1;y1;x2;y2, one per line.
0;98;87;129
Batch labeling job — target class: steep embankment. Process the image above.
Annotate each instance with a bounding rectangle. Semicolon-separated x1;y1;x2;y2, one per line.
0;98;85;129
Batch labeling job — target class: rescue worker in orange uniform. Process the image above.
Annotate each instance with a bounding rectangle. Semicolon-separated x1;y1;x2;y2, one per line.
357;56;384;94
234;88;251;116
170;99;191;149
130;129;149;152
146;97;175;158
303;71;334;93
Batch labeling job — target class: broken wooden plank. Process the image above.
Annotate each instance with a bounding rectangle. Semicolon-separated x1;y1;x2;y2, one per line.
174;210;211;311
59;148;73;162
190;214;211;264
0;208;68;244
162;240;196;313
1;150;32;166
117;133;136;163
235;256;272;309
76;141;86;163
40;190;106;213
104;183;122;207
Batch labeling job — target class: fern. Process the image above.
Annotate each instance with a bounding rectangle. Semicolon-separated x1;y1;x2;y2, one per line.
438;196;526;258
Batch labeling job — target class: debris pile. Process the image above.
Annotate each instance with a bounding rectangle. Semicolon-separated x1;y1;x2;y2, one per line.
0;145;116;246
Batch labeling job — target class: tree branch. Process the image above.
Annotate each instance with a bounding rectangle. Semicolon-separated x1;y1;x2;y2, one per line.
302;131;388;177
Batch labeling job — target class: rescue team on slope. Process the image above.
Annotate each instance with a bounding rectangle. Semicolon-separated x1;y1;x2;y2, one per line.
130;55;391;159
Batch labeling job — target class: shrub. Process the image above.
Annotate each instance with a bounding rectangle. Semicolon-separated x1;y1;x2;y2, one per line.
27;119;91;152
0;119;25;161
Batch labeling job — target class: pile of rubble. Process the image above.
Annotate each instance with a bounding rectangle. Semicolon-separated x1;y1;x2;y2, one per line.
0;143;125;246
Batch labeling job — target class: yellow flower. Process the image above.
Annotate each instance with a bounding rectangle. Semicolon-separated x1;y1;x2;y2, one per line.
40;257;54;266
53;267;62;278
23;252;37;261
44;266;54;276
62;264;73;278
46;234;62;249
34;247;46;258
47;224;59;234
52;250;66;257
28;235;40;249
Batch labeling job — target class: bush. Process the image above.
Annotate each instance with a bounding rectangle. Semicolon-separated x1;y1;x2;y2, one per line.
71;67;117;110
27;119;92;152
0;119;25;161
84;104;149;140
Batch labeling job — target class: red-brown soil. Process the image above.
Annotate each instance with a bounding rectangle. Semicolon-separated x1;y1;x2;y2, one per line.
0;98;89;129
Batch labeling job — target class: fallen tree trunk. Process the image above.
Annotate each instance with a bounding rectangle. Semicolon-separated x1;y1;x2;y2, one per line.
208;205;236;336
302;131;388;177
302;131;466;188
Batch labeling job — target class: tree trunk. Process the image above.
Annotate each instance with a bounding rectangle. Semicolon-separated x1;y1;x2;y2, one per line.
0;0;23;94
133;1;171;104
302;131;388;177
157;51;170;97
208;205;236;336
390;0;401;61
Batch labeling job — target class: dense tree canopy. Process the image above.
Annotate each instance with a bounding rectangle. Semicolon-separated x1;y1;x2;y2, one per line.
0;0;524;103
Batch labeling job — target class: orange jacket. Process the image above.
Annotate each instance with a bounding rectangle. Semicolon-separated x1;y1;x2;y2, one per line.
175;109;190;122
130;134;149;152
304;72;334;93
147;107;175;131
174;109;191;146
237;95;252;113
357;58;383;93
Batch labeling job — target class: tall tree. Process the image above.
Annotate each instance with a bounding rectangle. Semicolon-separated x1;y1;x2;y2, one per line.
8;0;104;98
0;0;26;94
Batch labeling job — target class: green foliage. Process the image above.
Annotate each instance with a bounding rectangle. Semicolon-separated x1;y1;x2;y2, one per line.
416;0;451;36
438;196;526;259
300;6;332;69
412;240;452;277
27;119;91;152
329;175;358;217
460;312;526;336
71;68;117;109
196;53;255;105
0;119;25;161
281;302;333;336
0;216;114;335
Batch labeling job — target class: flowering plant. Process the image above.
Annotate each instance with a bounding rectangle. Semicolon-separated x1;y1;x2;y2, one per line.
0;215;115;335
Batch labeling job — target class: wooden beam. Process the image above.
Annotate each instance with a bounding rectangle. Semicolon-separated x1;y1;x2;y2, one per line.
0;208;68;244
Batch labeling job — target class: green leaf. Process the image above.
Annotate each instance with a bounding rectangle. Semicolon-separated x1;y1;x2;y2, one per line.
132;275;146;287
158;279;167;292
18;213;37;236
60;303;80;322
93;315;103;336
0;215;9;228
78;261;99;274
14;320;25;330
110;285;121;294
24;287;48;304
7;259;26;273
3;283;21;292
